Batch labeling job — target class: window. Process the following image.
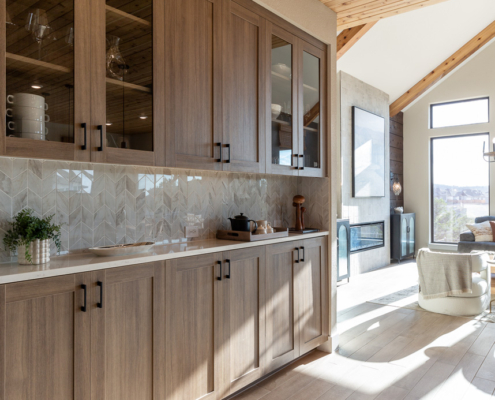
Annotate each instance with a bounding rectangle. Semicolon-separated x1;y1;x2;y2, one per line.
430;98;489;129
431;133;489;243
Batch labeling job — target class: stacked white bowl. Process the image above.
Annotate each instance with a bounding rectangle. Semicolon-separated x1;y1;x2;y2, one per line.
6;93;49;140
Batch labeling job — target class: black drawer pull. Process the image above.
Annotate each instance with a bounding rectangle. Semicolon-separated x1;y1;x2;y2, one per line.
293;154;299;169
225;259;231;279
81;284;87;312
299;155;304;170
226;144;231;163
295;247;300;263
97;281;103;308
81;123;87;150
300;246;305;262
217;261;222;281
216;142;222;162
97;125;103;151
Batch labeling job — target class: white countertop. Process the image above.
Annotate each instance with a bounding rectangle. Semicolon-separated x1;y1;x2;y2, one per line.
0;231;329;284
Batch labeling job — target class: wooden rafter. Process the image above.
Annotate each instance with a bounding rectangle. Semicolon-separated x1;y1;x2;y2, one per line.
337;22;376;60
304;102;320;126
390;20;495;117
322;0;450;30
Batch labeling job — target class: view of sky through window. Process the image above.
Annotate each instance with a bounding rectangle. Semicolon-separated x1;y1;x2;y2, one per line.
431;133;489;243
431;98;489;129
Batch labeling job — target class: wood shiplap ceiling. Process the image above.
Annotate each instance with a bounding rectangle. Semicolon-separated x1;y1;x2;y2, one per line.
322;0;451;30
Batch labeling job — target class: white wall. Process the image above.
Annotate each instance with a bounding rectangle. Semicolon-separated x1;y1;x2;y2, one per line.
403;40;495;251
340;72;391;274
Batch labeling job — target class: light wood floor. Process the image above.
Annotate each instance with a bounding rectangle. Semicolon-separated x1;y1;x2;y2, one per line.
234;261;495;400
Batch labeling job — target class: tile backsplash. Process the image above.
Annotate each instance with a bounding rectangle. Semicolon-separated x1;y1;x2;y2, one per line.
0;157;328;261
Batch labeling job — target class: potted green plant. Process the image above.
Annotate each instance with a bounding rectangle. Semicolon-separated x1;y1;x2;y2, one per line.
3;208;62;264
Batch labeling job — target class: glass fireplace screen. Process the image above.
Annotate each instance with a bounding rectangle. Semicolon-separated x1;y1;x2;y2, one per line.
350;221;385;253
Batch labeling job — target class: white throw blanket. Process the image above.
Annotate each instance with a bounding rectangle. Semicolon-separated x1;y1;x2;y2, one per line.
416;249;473;299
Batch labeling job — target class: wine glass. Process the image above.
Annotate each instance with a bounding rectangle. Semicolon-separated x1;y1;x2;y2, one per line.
25;9;51;59
106;35;128;81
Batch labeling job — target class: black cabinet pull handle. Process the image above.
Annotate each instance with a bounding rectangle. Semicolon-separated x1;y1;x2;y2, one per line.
225;259;231;279
293;154;299;169
97;281;103;308
300;246;305;262
217;261;222;281
216;142;222;162
225;144;231;163
97;125;103;151
81;284;87;312
299;155;304;170
295;247;300;263
81;123;87;150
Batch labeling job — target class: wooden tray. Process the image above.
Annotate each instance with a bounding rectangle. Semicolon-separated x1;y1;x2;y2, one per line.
217;228;289;242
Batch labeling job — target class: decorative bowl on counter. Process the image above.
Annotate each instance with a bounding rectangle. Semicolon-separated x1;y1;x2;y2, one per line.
88;242;155;257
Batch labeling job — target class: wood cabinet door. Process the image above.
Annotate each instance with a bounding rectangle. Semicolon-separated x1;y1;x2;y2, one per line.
222;247;266;394
90;263;164;400
1;0;91;162
265;241;300;373
167;0;223;171
165;253;225;400
297;40;326;177
222;1;266;173
296;237;328;354
0;274;91;400
90;0;165;166
265;23;299;176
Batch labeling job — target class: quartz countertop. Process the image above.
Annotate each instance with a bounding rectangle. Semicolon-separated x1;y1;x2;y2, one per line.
0;231;329;284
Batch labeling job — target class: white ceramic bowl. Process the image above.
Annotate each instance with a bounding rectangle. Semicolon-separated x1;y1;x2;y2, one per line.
271;63;291;77
8;119;47;135
88;242;155;257
271;104;282;120
22;132;46;140
7;93;48;110
7;106;49;122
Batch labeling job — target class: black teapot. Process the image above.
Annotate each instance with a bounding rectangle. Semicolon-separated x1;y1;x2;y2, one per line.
229;213;258;233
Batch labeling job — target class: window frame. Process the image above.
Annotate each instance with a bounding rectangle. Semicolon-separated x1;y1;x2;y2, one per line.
430;132;491;244
430;97;490;129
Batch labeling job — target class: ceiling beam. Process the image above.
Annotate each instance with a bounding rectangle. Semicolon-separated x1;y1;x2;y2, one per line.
337;22;377;60
390;20;495;118
323;0;450;30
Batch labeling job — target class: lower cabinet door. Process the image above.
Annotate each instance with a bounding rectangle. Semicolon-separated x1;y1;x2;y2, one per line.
165;253;225;400
222;247;266;395
91;263;163;400
265;241;300;373
296;237;328;354
0;274;91;400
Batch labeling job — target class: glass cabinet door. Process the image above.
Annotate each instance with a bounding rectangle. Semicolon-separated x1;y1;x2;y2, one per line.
3;0;90;160
401;217;408;257
268;23;298;175
299;41;324;177
408;217;415;256
338;224;350;281
91;0;162;165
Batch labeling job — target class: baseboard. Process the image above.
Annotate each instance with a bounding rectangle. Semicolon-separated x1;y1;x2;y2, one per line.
317;333;339;353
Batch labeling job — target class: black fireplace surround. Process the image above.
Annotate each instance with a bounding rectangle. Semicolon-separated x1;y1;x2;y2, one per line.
350;221;385;253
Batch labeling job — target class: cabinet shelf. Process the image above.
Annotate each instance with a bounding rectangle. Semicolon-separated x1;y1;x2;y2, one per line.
271;71;317;92
6;52;71;74
105;5;151;27
272;118;290;126
106;77;152;93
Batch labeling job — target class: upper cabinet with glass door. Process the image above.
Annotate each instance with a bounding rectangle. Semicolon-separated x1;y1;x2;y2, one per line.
298;41;325;177
90;0;165;166
267;21;326;177
267;25;298;176
2;0;91;161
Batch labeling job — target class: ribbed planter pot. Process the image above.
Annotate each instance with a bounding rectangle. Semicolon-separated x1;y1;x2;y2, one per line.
17;239;50;265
